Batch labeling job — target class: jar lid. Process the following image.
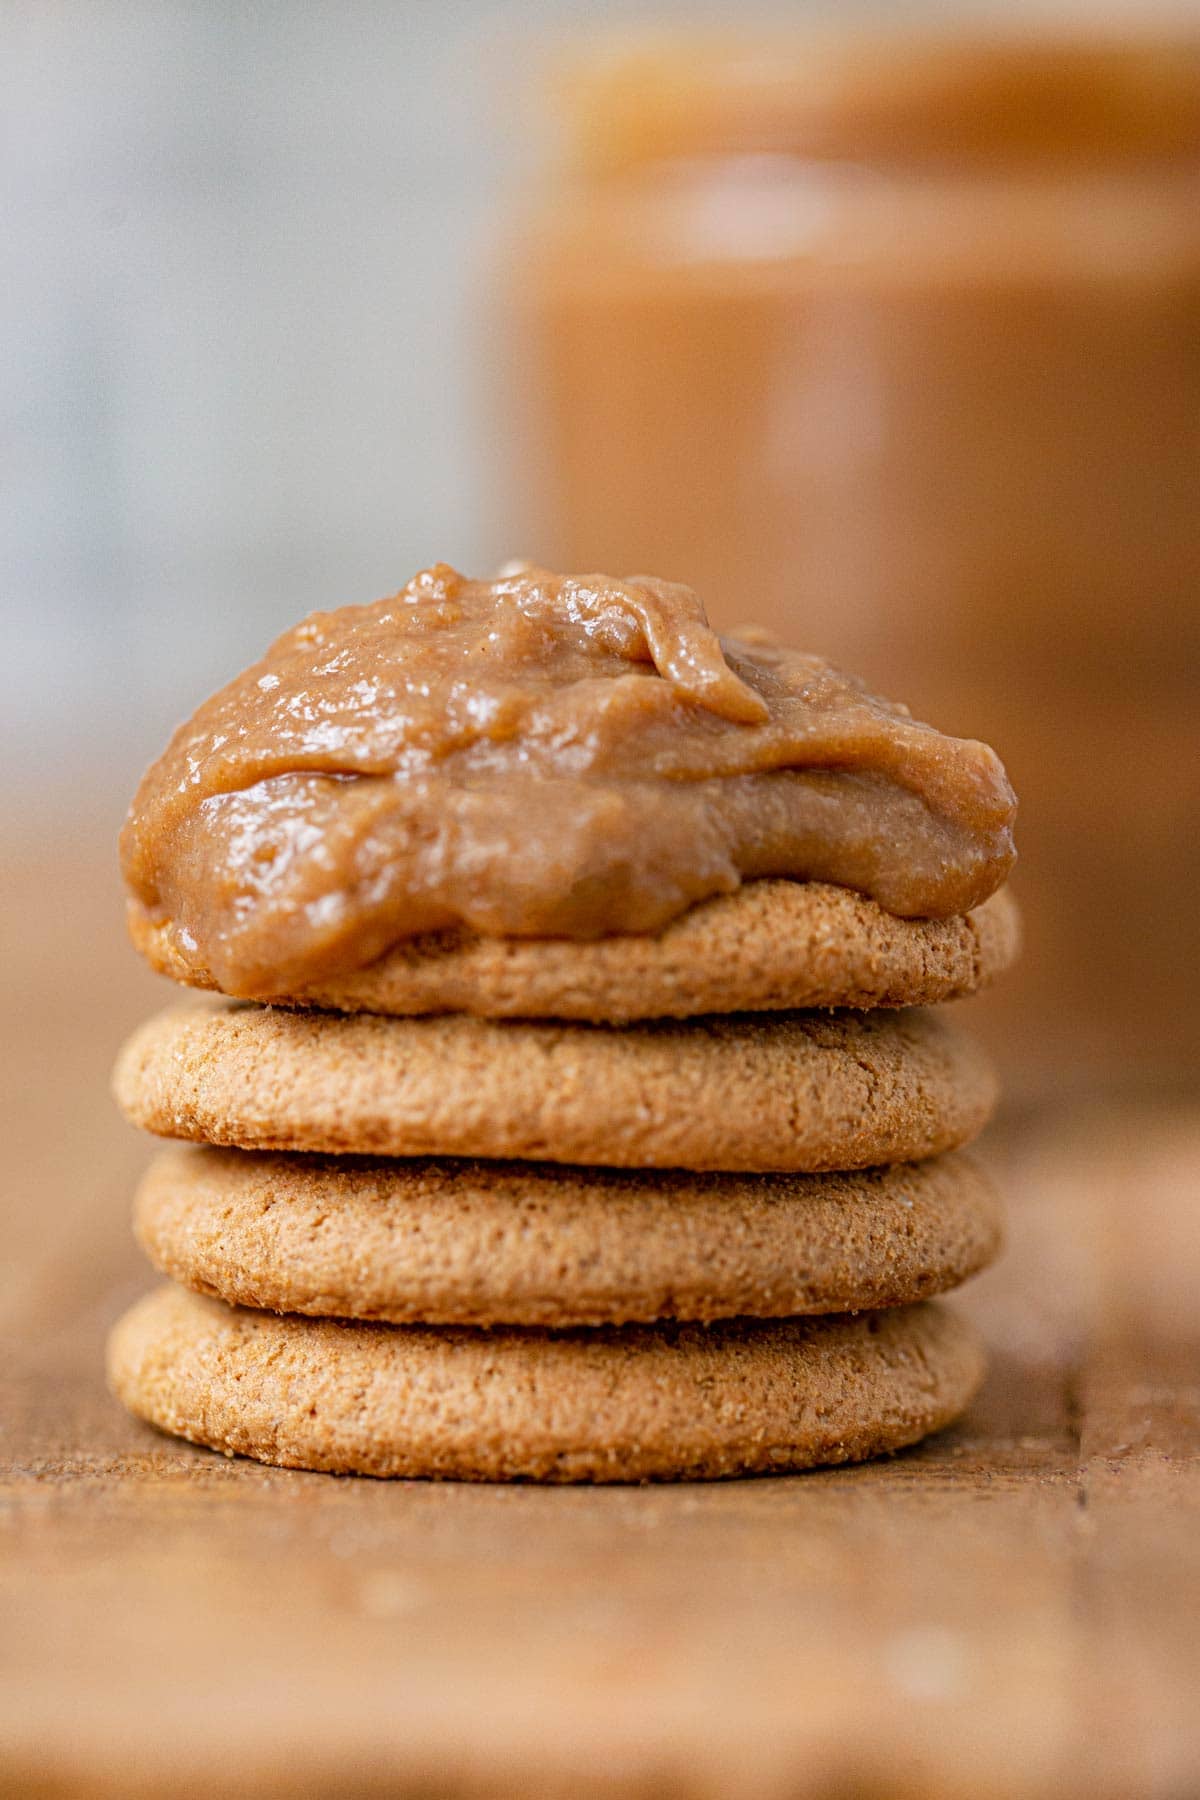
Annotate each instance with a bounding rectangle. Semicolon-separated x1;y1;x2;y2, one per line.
556;29;1200;172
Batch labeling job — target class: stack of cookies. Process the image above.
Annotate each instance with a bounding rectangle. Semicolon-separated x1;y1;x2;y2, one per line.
109;878;1017;1481
108;563;1018;1480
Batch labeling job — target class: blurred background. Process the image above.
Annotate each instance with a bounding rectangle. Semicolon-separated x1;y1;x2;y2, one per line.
4;0;1200;1104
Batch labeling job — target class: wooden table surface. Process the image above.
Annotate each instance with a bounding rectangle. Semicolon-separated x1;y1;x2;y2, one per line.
3;831;1198;1797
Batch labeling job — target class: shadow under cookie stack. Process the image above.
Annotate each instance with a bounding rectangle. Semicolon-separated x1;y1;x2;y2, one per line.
108;564;1019;1481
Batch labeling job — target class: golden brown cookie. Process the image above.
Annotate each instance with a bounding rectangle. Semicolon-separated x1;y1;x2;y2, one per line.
128;880;1020;1023
134;1144;1001;1327
107;1284;984;1481
113;1002;997;1172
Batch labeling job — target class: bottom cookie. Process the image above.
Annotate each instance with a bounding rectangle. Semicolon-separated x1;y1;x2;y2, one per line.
108;1285;984;1482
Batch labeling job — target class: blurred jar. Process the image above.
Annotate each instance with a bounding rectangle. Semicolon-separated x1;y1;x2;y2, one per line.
501;31;1200;1094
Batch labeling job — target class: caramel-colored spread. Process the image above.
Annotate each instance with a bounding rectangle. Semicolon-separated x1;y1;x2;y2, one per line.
121;564;1016;995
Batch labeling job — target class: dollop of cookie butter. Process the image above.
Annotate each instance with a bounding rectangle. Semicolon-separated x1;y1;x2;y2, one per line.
121;563;1016;994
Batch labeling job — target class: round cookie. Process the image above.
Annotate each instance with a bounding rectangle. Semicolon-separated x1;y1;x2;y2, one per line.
113;1002;997;1172
135;1144;1002;1327
128;880;1020;1022
107;1285;984;1481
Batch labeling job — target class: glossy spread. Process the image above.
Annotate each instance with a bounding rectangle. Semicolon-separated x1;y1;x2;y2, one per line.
121;564;1016;995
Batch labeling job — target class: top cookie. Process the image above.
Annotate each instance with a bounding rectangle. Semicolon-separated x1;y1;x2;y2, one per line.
129;879;1019;1022
121;565;1016;1005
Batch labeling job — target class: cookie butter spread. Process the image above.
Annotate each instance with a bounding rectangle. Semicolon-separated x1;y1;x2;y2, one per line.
121;564;1016;994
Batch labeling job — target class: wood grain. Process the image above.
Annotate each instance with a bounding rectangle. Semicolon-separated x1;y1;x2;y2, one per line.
2;832;1197;1796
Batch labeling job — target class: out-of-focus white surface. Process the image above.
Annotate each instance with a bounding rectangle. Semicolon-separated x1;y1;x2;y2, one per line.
3;0;1186;803
7;0;544;794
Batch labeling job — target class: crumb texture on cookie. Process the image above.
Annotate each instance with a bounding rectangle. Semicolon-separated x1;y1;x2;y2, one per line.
113;1002;998;1172
107;1284;985;1481
128;881;1020;1022
134;1144;1003;1326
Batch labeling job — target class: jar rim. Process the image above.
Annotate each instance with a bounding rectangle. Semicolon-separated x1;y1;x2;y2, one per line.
551;28;1200;173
